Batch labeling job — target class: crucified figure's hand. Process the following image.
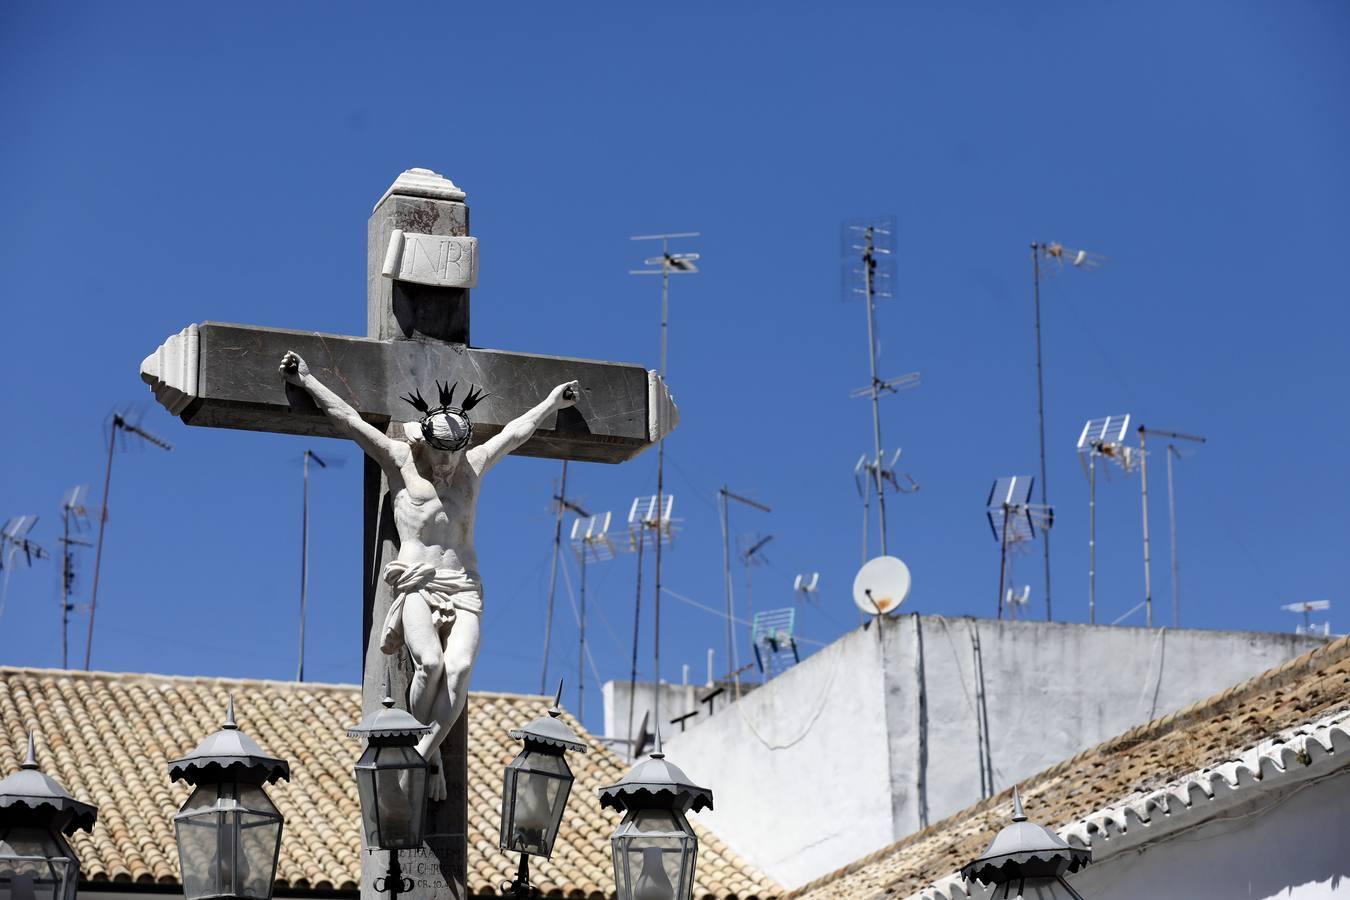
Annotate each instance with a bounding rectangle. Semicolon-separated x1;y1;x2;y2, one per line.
279;350;310;385
548;380;580;411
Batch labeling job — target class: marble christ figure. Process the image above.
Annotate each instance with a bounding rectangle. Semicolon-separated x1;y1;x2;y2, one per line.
280;350;578;800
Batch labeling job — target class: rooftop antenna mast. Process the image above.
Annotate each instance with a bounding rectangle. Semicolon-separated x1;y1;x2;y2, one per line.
844;217;919;558
540;465;588;694
623;494;676;747
85;412;171;670
569;511;615;719
297;449;343;682
718;487;769;693
1075;415;1135;624
1281;600;1331;637
631;230;698;739
1030;241;1105;621
0;516;49;627
985;476;1053;619
1136;425;1206;628
738;533;774;635
58;488;92;668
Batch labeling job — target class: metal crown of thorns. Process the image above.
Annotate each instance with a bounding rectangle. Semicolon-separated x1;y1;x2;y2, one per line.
401;380;489;451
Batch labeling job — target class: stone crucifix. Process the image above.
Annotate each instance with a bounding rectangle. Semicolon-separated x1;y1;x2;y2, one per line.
140;168;678;900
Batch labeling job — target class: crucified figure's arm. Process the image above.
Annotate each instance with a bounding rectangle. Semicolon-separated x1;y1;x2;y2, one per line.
279;351;408;471
468;380;579;475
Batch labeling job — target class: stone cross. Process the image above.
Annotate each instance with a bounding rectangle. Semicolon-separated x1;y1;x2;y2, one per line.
140;168;678;900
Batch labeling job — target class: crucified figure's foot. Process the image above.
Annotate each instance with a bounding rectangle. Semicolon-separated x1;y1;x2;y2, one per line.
428;750;448;802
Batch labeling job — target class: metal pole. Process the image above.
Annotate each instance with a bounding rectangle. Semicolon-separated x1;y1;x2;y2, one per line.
1138;428;1153;628
1031;244;1053;621
719;487;736;679
298;451;309;682
539;461;568;693
1088;451;1096;625
578;550;587;720
997;505;1010;620
84;419;119;670
652;249;670;741
1168;445;1180;628
60;507;70;669
862;228;889;556
626;525;644;749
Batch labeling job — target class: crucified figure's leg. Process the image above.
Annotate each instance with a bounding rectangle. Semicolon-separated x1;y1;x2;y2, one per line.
402;596;481;802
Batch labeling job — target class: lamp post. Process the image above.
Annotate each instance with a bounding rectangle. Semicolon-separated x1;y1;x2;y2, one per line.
167;699;288;900
0;733;98;900
347;673;431;899
500;682;586;897
598;732;712;900
960;788;1091;899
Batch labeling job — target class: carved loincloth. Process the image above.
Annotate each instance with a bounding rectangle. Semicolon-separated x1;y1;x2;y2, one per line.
380;560;483;654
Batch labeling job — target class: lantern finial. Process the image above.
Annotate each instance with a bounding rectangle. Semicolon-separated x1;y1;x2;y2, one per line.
382;668;396;709
22;731;37;770
223;695;238;729
1012;786;1026;822
549;679;564;717
652;724;664;760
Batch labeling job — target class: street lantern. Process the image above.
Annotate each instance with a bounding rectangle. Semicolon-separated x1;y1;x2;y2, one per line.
960;788;1092;900
500;682;586;896
168;698;288;900
0;733;98;900
598;731;712;900
347;672;431;852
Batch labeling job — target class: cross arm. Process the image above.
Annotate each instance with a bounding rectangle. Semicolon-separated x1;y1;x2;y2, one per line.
141;322;678;464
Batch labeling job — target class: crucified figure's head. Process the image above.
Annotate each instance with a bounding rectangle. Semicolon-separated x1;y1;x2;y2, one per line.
400;380;488;454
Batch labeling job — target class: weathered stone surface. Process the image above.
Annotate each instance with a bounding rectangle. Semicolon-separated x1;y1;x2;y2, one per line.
382;230;478;289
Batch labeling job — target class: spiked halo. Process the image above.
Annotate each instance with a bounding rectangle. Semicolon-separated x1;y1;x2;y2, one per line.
400;380;490;452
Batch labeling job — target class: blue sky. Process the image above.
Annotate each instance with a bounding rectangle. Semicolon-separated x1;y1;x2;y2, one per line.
2;1;1346;733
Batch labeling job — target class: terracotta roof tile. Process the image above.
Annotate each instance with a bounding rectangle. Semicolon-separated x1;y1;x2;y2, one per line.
789;632;1350;900
0;668;779;898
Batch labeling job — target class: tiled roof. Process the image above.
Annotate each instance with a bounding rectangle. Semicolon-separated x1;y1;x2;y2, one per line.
790;632;1350;900
0;668;780;899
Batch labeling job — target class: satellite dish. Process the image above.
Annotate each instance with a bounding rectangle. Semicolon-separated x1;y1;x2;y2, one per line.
852;556;912;616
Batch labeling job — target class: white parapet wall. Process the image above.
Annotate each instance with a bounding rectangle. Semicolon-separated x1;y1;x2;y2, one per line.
660;616;1327;889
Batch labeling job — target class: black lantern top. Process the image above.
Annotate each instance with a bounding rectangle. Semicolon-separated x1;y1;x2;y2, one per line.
960;788;1090;885
347;673;432;744
509;686;586;754
0;733;97;835
598;733;712;814
168;698;289;786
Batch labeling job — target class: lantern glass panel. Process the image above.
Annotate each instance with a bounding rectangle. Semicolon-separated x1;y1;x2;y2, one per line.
354;743;427;851
0;826;77;900
500;748;572;858
174;782;283;900
611;808;697;900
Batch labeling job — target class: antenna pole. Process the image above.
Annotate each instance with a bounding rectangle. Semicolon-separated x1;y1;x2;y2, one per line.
60;506;71;668
540;461;568;694
1168;445;1180;628
1031;244;1053;621
719;487;736;683
1138;428;1153;628
298;450;310;682
626;525;645;752
83;420;119;670
997;505;1010;620
862;228;889;556
578;549;587;720
1088;451;1097;625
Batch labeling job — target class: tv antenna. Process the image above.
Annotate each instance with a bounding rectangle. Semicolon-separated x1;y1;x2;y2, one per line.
57;487;94;668
85;412;171;670
539;464;589;694
843;216;919;558
1029;241;1105;621
569;511;615;719
1076;415;1135;624
751;608;801;678
630;230;698;737
1281;600;1331;636
718;487;769;691
985;476;1053;619
1135;426;1206;629
793;572;820;603
296;449;344;682
1;516;49;625
738;533;774;636
1005;585;1031;620
621;493;677;747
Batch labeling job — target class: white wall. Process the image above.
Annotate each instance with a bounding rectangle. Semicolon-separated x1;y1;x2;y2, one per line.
1065;768;1350;899
664;617;1325;889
